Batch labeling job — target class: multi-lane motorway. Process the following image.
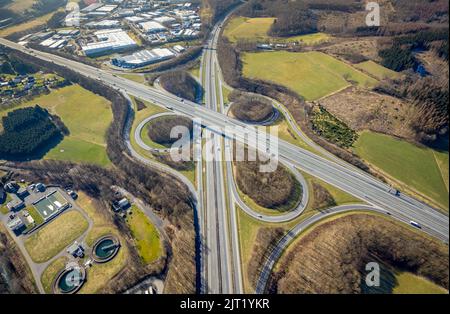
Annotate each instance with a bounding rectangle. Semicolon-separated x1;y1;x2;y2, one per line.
1;11;448;294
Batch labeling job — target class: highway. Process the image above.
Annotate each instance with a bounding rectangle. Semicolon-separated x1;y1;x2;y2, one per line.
1;37;447;240
1;10;448;295
202;24;233;293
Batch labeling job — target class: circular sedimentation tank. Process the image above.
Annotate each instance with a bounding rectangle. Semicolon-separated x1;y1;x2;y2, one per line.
53;266;86;294
92;235;120;263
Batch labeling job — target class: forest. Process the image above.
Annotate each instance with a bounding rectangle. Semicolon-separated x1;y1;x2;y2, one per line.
268;214;449;293
159;71;202;102
235;157;300;210
0;106;64;158
229;91;274;123
147;115;193;147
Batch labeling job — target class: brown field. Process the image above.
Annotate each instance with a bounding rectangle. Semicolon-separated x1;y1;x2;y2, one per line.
318;87;417;140
315;1;392;34
320;37;381;62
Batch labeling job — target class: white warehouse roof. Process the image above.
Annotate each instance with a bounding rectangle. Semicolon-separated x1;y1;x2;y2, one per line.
153;16;176;24
96;5;117;12
81;29;137;56
113;48;175;68
139;21;166;33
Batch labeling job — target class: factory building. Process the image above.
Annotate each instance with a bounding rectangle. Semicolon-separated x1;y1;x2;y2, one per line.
81;29;137;57
85;20;121;29
139;21;167;34
112;48;176;69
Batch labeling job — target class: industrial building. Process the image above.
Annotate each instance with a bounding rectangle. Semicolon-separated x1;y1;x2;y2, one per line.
112;48;176;68
81;29;137;57
85;20;121;29
139;21;167;34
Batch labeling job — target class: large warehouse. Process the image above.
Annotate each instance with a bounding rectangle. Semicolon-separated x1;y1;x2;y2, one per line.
81;29;137;56
112;48;176;68
139;21;167;34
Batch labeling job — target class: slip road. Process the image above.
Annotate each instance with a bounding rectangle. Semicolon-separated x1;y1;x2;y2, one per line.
180;298;270;311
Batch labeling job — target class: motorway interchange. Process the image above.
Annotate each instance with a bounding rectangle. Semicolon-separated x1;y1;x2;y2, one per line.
1;9;448;294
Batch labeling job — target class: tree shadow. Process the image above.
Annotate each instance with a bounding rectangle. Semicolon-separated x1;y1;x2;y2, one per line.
0;132;65;162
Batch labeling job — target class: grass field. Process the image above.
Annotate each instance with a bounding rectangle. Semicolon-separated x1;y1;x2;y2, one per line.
118;73;147;84
24;210;89;263
354;131;449;210
354;60;402;80
302;171;362;206
0;85;113;166
5;0;35;13
0;193;11;214
26;206;44;226
75;192;129;294
40;256;68;294
0;10;61;38
393;272;448;294
125;206;162;265
242;51;378;101
224;17;276;43
224;17;331;45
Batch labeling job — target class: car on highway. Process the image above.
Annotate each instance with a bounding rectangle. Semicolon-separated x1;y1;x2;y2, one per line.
410;221;422;229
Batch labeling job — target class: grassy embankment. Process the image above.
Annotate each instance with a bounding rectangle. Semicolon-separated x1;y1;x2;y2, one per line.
125;206;162;265
40;256;69;293
353;60;402;80
354;131;449;211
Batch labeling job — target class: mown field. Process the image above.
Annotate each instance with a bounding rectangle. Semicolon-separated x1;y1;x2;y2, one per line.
1;85;113;166
354;131;449;211
24;210;89;263
41;192;134;294
224;16;330;45
242;51;378;101
40;256;68;293
125;206;162;265
224;17;276;42
354;60;402;80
